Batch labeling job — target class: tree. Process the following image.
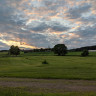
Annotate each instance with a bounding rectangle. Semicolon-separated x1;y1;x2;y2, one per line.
81;49;89;57
53;44;67;56
9;45;20;56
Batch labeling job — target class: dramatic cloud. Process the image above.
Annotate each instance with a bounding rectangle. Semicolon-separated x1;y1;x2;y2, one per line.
67;4;91;19
0;0;96;49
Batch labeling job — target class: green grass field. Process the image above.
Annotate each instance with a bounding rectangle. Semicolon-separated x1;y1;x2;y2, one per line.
0;87;96;96
0;51;96;80
0;51;96;96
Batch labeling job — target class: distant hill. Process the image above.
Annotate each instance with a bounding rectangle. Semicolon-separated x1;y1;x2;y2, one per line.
70;45;96;51
0;50;8;52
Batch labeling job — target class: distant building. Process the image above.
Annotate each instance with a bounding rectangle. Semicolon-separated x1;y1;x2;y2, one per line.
89;50;96;52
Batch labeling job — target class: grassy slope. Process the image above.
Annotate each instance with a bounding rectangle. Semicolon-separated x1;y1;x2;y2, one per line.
0;52;96;79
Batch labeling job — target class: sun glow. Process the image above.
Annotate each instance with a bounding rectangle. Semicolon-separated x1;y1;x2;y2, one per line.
0;40;38;49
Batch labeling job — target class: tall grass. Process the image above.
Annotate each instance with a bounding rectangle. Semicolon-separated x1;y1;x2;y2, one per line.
0;87;96;96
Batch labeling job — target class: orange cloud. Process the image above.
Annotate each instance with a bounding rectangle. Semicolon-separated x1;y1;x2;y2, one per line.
0;33;3;37
0;40;38;49
61;34;67;38
24;10;38;16
91;9;96;15
52;32;63;35
72;25;80;30
68;33;80;39
46;28;63;35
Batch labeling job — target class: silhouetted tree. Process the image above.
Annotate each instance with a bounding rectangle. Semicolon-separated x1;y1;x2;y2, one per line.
53;44;67;56
9;45;20;56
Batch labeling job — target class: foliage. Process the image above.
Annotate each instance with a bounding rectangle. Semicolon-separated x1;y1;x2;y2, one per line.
70;45;96;51
42;60;48;64
53;44;67;56
9;45;20;56
81;50;89;57
24;48;52;53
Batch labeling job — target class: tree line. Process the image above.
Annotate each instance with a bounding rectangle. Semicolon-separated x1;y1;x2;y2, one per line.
8;44;90;57
70;45;96;52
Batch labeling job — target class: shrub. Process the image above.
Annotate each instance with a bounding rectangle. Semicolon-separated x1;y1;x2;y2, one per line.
81;49;89;57
42;60;48;64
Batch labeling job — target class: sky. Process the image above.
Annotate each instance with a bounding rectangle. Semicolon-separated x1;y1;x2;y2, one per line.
0;0;96;50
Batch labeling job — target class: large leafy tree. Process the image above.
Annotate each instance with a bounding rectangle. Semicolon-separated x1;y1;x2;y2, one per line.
9;45;20;56
53;44;67;56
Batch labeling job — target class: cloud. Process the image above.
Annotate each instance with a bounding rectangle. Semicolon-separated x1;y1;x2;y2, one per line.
0;0;96;50
76;25;96;37
49;21;69;32
66;3;91;19
27;21;49;32
80;15;96;24
25;20;70;32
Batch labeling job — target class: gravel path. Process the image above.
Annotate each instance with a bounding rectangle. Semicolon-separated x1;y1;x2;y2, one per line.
0;78;96;92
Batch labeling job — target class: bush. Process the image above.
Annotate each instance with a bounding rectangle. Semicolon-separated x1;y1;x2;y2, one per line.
42;60;48;64
81;49;89;57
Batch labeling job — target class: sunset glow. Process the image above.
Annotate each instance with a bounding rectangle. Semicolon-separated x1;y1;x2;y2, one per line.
0;0;96;50
0;40;37;49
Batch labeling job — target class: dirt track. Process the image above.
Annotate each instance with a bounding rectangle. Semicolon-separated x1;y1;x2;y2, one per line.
0;78;96;92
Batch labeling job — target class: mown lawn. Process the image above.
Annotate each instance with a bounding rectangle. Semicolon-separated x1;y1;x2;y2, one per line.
0;52;96;80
